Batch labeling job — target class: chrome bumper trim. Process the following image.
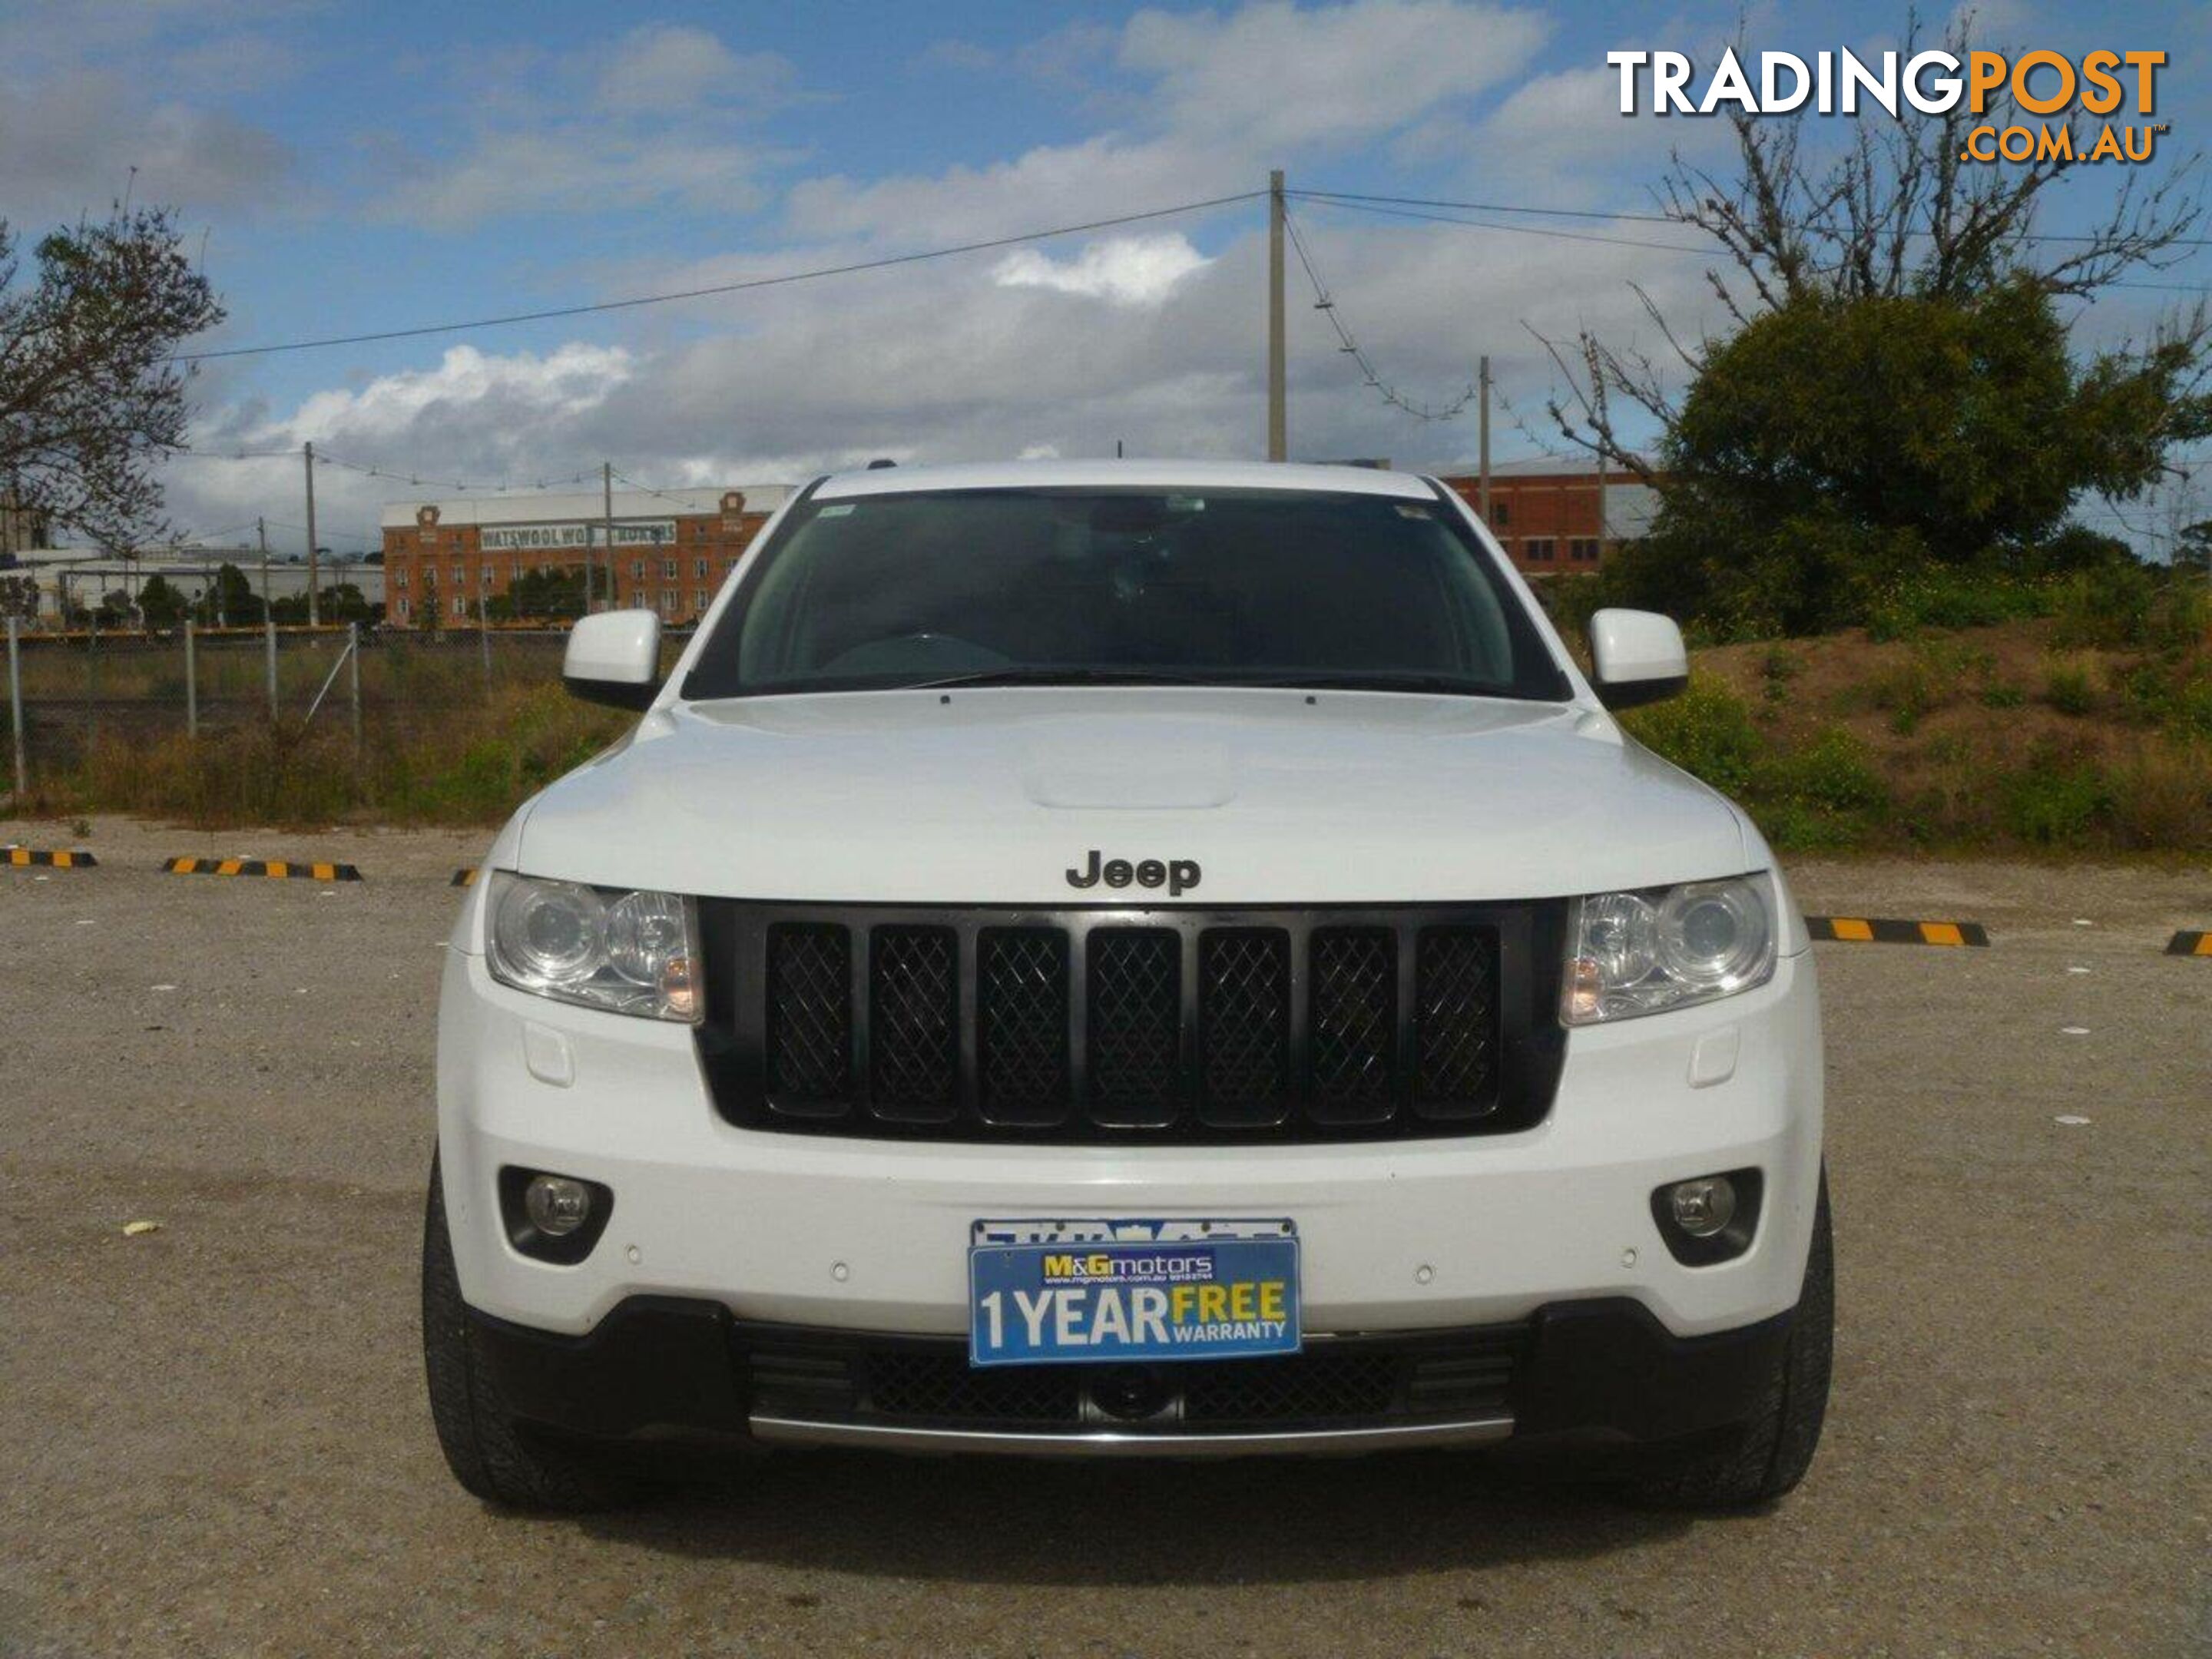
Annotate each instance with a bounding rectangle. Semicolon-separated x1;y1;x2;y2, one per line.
748;1412;1515;1457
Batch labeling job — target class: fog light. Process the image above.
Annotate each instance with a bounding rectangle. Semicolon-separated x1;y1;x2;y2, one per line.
1668;1176;1737;1238
524;1174;592;1237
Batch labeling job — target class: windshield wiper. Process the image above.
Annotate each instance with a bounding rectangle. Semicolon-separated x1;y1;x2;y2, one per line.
1242;672;1530;699
904;667;1223;690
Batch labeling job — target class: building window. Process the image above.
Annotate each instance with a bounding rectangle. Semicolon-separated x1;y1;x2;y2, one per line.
395;568;409;591
450;565;463;587
631;560;644;581
396;598;410;621
661;558;677;581
694;588;709;611
1568;538;1601;562
481;567;494;589
1524;538;1556;562
659;592;677;617
1492;501;1511;527
452;594;466;618
694;558;708;579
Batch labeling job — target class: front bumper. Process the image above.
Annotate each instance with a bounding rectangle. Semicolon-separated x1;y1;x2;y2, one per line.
469;1294;1795;1459
435;942;1822;1344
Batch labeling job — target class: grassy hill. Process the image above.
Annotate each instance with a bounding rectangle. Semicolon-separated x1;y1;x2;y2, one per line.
1628;610;2211;855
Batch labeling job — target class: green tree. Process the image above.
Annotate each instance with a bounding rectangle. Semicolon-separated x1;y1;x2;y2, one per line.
136;572;187;628
0;207;224;548
191;562;266;627
2179;519;2212;576
1537;15;2206;634
487;565;587;621
1607;280;2200;633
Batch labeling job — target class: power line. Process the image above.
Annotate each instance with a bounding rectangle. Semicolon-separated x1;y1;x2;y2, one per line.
1296;192;2211;295
1280;204;1475;422
169;190;1269;364
1297;187;2212;249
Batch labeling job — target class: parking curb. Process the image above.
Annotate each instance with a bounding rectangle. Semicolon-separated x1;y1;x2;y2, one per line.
1804;916;1989;947
451;868;478;887
4;848;98;869
165;857;363;882
2165;931;2212;957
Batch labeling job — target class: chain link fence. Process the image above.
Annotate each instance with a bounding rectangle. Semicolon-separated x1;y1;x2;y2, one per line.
2;620;647;803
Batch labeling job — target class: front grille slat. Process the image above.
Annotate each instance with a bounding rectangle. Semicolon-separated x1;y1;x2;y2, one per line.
714;903;1555;1143
869;926;959;1121
979;929;1070;1125
1198;929;1291;1126
1088;929;1183;1127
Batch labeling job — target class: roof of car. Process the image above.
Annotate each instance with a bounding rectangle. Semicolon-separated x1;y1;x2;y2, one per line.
813;459;1439;502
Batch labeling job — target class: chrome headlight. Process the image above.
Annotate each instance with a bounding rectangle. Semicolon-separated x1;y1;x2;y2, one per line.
485;873;701;1022
1563;875;1776;1025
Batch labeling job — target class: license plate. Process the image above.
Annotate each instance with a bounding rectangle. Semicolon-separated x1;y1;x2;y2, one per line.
968;1218;1300;1367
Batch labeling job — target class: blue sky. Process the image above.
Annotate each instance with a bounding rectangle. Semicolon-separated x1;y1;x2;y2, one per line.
3;0;2207;551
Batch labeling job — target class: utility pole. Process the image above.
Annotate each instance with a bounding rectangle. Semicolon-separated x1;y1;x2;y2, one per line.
303;441;320;628
257;516;271;621
1478;356;1492;525
1267;169;1287;462
601;462;616;612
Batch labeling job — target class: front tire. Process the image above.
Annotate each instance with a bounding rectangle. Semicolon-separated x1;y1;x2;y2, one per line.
1623;1171;1835;1510
420;1155;640;1511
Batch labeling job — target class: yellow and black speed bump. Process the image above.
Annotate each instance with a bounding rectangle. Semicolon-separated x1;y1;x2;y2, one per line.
1804;916;1989;947
2166;930;2212;957
451;867;478;887
5;848;98;869
166;856;362;882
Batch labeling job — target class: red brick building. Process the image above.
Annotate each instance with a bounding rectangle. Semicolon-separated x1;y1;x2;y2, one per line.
1435;459;1658;575
379;485;792;627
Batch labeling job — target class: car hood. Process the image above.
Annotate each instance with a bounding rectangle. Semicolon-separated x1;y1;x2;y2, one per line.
513;688;1751;904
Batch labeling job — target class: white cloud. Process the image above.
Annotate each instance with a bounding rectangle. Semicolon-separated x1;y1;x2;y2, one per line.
366;25;800;227
267;343;635;446
992;233;1211;306
1121;0;1549;151
594;24;796;111
0;68;293;216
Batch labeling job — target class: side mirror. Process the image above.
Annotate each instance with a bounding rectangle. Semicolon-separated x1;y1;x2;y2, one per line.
562;611;663;710
1587;608;1688;710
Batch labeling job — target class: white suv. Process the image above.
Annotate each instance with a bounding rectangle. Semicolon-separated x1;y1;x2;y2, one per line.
422;460;1830;1511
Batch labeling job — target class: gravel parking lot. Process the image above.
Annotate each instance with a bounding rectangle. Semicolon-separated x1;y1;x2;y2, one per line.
2;819;2207;1658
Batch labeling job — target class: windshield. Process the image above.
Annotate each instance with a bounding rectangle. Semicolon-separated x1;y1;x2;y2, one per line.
681;485;1569;701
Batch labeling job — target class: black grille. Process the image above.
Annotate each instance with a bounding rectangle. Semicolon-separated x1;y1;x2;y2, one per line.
1089;930;1181;1126
740;1326;1526;1434
1309;929;1395;1121
979;929;1069;1123
870;926;959;1118
1200;930;1290;1121
767;925;850;1105
1415;928;1500;1118
703;902;1563;1143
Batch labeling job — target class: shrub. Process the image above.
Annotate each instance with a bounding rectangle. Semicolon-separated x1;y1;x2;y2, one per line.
2044;657;2099;715
2001;760;2112;846
1620;677;1763;796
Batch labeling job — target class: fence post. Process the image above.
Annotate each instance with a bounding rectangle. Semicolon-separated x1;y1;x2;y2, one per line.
7;615;25;803
347;622;363;762
478;596;492;693
184;619;199;739
265;616;278;720
88;610;99;741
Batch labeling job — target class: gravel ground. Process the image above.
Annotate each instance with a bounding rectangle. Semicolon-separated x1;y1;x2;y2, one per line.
2;819;2207;1658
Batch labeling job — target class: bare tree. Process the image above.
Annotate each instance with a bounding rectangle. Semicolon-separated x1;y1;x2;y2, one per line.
1537;14;2206;476
0;207;225;551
